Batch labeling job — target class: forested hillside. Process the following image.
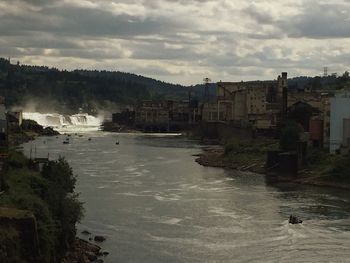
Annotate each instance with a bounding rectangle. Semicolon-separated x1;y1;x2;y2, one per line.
1;58;349;115
0;58;210;114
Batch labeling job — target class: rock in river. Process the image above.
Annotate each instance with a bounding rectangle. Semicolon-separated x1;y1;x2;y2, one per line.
289;215;303;224
81;230;91;235
94;235;106;242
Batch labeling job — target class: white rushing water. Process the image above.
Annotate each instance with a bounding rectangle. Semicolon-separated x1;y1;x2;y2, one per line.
23;112;103;133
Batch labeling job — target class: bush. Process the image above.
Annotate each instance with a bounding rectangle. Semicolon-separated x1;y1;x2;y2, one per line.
279;121;303;151
306;147;329;165
224;138;248;155
329;155;350;180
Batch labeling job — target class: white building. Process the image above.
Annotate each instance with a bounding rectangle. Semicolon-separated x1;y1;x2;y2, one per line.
330;92;350;153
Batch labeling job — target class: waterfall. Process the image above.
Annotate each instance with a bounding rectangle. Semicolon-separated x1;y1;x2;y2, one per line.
22;112;103;132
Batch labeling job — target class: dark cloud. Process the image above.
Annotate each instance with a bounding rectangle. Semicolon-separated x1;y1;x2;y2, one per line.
243;5;276;25
0;6;185;38
243;2;350;39
283;3;350;38
0;0;349;84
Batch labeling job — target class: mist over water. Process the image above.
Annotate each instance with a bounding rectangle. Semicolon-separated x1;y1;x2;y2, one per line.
23;112;103;133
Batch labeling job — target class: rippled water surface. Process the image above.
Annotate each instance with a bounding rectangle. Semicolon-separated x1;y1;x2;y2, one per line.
22;132;350;263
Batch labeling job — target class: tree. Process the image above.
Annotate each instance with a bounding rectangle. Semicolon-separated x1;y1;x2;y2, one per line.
41;158;83;259
279;121;303;151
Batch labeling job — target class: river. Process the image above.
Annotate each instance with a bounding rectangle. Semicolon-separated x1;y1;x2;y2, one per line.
21;132;350;263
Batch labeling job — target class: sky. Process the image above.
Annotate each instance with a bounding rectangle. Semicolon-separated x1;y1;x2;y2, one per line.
1;0;350;85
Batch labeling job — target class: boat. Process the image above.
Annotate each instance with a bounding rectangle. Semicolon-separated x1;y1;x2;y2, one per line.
63;141;69;144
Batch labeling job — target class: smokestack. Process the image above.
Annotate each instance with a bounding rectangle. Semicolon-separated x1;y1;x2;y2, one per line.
281;72;288;121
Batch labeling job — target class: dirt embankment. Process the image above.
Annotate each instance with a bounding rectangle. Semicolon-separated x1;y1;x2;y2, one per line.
195;145;266;174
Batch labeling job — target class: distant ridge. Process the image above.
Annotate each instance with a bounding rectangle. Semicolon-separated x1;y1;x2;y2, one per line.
0;57;215;113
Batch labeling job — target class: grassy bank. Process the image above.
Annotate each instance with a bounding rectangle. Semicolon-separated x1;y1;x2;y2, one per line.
196;137;279;174
297;149;350;189
195;129;350;190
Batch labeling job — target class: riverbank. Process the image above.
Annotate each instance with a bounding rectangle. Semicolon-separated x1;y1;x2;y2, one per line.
0;121;109;262
9;119;59;146
195;145;266;174
195;144;350;190
102;121;141;133
62;237;110;263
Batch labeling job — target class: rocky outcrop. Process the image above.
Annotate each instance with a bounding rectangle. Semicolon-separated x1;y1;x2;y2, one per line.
21;119;59;136
81;230;92;235
61;238;102;263
94;235;106;242
289;215;303;224
42;127;59;136
0;208;40;263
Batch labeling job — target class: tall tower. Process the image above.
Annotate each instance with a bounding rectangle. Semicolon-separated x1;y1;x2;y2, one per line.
323;67;328;77
203;77;211;103
279;72;288;122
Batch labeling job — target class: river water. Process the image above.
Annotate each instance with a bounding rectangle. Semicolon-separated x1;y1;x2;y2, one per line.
21;132;350;263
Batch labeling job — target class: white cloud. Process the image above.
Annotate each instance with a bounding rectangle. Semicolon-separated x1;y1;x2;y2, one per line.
0;0;350;84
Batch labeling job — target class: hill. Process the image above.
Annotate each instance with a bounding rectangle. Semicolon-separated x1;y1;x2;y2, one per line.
0;58;212;114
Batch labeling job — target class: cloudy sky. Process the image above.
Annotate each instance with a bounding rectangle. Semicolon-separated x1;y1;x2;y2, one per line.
1;0;350;85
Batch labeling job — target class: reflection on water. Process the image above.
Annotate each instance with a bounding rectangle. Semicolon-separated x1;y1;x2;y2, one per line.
22;133;350;263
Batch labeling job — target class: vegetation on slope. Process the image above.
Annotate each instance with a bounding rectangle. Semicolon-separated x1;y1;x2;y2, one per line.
303;148;350;185
0;151;83;262
0;58;212;114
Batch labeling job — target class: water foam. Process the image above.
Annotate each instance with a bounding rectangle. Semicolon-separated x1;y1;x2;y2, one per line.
23;112;103;132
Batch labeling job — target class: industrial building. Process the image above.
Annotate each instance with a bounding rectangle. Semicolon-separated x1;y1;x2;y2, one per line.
329;93;350;153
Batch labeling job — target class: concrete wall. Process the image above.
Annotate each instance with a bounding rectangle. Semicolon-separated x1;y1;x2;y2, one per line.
0;104;6;135
233;90;247;123
330;96;350;153
0;104;5;120
343;118;350;147
202;102;218;122
246;87;267;115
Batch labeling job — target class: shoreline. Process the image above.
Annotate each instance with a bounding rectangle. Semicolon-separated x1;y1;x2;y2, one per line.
62;237;109;263
195;145;266;174
195;145;350;191
7;121;109;262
